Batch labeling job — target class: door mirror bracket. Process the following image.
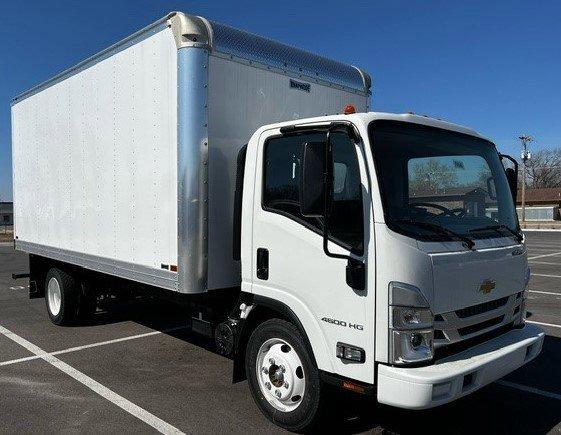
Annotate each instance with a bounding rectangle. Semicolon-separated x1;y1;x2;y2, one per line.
499;153;518;202
300;123;366;290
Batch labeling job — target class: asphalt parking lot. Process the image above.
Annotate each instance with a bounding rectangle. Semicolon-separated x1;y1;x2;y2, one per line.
1;231;560;434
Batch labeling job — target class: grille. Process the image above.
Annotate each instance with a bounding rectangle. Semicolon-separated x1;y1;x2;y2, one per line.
434;323;514;360
458;315;504;336
455;297;508;318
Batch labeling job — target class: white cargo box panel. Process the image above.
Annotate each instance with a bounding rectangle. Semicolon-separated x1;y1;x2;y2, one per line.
11;12;371;294
12;22;179;290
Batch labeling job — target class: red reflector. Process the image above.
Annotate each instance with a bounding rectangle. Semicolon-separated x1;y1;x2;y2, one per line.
343;104;356;115
342;380;365;394
170;265;178;272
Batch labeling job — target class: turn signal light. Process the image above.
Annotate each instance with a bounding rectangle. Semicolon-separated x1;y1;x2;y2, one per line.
342;381;366;394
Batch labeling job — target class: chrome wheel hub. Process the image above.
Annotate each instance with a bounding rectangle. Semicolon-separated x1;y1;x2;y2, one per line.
256;338;305;412
47;277;62;316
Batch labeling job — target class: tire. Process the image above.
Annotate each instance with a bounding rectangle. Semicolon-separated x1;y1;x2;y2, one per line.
45;268;78;325
245;318;323;432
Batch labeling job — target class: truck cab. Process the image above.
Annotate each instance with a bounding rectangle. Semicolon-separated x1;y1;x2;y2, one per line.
238;111;544;428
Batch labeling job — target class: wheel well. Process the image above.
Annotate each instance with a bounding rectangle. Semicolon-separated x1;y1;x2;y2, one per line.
233;299;317;383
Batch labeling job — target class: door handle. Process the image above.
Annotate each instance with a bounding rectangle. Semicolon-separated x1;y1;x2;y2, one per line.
257;248;269;280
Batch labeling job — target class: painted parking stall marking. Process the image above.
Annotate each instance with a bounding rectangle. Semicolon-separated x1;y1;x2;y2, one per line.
532;273;561;279
497;380;561;401
0;324;185;435
9;285;29;290
0;325;188;367
527;251;561;260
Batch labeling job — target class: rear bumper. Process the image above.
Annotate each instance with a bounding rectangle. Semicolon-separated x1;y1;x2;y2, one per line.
377;323;544;409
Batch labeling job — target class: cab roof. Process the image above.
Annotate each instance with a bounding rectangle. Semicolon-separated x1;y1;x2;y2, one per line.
259;112;488;142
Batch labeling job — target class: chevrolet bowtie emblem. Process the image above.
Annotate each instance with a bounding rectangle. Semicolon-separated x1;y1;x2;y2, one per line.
479;279;496;294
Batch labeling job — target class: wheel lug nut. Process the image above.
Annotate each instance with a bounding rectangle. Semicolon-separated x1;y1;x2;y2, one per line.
284;381;289;388
268;358;275;365
275;390;281;398
262;367;268;374
265;382;271;390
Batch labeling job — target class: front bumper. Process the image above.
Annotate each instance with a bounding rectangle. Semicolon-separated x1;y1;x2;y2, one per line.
377;324;544;409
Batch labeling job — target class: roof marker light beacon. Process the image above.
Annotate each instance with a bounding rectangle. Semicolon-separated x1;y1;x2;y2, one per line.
11;11;543;432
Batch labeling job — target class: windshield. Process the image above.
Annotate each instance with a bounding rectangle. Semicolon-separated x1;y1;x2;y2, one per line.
369;120;520;243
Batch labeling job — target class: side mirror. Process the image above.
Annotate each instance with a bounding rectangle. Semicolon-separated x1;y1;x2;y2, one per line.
300;141;327;217
499;153;518;203
505;167;518;202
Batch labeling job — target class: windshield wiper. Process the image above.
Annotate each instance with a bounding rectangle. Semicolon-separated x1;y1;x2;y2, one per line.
393;218;475;249
469;224;523;243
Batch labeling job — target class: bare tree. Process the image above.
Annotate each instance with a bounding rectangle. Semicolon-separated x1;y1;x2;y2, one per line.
523;148;561;188
409;159;458;194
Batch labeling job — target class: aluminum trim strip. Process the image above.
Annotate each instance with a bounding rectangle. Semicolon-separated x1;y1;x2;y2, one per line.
177;47;209;294
15;240;178;291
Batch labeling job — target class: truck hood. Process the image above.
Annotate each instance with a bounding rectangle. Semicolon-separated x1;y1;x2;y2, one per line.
423;240;527;314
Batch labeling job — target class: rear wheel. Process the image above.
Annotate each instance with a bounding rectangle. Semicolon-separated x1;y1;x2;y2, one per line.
45;268;78;325
246;318;323;432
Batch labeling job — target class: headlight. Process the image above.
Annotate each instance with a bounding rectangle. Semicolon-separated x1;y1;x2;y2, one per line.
389;282;434;365
391;306;433;329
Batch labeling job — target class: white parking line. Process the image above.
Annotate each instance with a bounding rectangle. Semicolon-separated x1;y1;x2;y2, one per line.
532;273;561;279
529;290;561;296
497;380;561;400
527;320;561;329
0;326;187;367
0;324;185;435
527;251;561;260
529;261;561;265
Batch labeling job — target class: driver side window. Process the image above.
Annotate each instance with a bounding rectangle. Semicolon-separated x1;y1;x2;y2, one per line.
262;132;364;254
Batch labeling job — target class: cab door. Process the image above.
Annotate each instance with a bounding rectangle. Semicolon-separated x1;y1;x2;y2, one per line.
250;127;375;383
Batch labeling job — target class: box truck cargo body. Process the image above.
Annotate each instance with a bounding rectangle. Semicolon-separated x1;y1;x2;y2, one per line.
11;12;370;294
11;12;544;432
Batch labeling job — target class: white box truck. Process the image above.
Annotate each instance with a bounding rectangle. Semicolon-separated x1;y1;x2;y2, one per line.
11;11;544;431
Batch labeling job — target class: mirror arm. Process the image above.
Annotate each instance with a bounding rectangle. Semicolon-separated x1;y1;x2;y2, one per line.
322;127;355;261
499;153;518;174
322;125;366;291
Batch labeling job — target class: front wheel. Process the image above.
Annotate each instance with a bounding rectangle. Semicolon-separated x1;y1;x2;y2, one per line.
245;318;323;432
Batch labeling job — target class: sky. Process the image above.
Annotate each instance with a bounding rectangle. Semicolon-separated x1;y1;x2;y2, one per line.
1;0;560;200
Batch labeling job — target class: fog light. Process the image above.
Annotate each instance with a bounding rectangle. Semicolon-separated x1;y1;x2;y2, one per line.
391;329;434;364
410;333;423;348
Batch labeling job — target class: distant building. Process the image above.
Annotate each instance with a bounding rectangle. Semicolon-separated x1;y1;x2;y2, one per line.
0;202;13;226
516;188;561;221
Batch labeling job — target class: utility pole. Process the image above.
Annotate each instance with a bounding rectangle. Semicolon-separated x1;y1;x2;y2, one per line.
519;135;533;223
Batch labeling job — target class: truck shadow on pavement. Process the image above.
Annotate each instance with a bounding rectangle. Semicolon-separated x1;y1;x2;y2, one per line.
86;297;561;434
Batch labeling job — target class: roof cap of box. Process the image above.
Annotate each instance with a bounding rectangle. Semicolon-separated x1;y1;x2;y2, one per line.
12;11;371;104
